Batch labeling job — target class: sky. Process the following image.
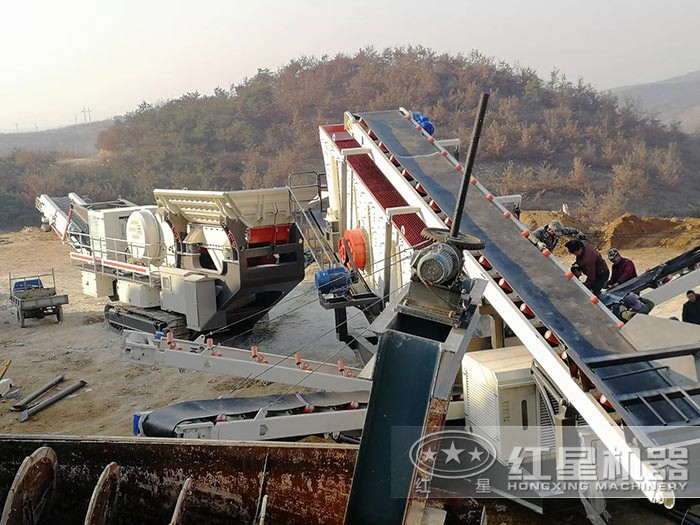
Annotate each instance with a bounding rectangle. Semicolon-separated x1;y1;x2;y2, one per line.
1;0;698;132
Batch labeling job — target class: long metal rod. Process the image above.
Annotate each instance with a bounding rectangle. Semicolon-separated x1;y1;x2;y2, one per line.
637;394;667;425
11;374;64;411
450;92;489;237
19;380;87;422
0;359;11;381
586;343;700;368
659;392;690;422
601;364;669;381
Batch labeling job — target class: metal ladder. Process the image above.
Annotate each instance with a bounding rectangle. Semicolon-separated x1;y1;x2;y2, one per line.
287;171;338;269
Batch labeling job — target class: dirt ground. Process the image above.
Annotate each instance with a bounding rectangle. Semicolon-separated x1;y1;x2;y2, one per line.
1;219;696;437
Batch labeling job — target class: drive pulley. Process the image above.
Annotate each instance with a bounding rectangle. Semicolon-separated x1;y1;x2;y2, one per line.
420;227;485;251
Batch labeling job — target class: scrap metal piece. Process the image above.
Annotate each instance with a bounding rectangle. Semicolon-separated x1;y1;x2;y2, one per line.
84;462;120;525
19;380;87;422
0;359;11;381
0;379;12;398
169;477;192;525
0;446;58;525
11;374;64;411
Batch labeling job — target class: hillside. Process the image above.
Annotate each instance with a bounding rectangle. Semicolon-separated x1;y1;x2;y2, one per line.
2;48;700;231
0;120;112;157
612;70;700;134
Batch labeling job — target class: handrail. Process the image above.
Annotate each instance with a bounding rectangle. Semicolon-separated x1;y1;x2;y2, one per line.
67;230;161;287
287;185;337;269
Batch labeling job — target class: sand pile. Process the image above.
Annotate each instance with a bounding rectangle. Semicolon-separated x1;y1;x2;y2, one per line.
521;210;700;253
519;210;587;233
600;213;700;251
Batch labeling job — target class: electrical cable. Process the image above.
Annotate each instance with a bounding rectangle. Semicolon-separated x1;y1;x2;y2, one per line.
218;254;416;398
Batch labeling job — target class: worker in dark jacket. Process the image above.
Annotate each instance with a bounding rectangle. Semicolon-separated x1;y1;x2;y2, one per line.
606;248;637;288
530;220;585;252
682;290;700;325
565;239;610;296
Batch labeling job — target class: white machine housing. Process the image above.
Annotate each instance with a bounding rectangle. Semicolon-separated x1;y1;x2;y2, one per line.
463;346;550;463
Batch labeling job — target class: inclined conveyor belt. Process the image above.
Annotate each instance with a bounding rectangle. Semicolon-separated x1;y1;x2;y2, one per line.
357;110;700;439
46;195;89;234
603;245;700;305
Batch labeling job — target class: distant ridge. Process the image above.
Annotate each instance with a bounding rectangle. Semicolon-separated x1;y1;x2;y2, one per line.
0;120;112;157
611;70;700;133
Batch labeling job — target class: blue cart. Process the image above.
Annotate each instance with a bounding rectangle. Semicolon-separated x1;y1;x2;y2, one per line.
9;269;69;327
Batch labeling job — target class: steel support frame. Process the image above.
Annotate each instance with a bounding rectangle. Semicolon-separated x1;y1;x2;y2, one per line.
123;332;369;393
175;408;369;441
151;400;467;443
384;206;421;304
643;267;700;305
586;343;700;368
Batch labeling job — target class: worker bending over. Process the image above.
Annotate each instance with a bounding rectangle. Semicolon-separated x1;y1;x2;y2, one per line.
565;239;610;296
530;220;585;252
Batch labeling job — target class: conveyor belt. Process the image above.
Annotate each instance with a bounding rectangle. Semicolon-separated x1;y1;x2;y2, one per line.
50;196;88;234
141;391;369;437
602;245;700;305
356;110;700;435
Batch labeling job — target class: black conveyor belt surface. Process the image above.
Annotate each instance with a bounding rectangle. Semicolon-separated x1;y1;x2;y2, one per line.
49;196;88;233
357;110;700;430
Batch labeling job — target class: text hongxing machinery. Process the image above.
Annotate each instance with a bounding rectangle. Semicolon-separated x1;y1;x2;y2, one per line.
3;99;700;525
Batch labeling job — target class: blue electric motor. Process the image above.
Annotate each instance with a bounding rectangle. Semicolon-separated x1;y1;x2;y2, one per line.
410;111;435;136
421;117;435;136
315;266;352;294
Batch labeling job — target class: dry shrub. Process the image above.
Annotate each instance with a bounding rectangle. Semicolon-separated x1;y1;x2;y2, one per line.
498;163;521;194
611;158;649;199
482;121;509;157
569;157;590;186
654;143;682;186
574;187;630;228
